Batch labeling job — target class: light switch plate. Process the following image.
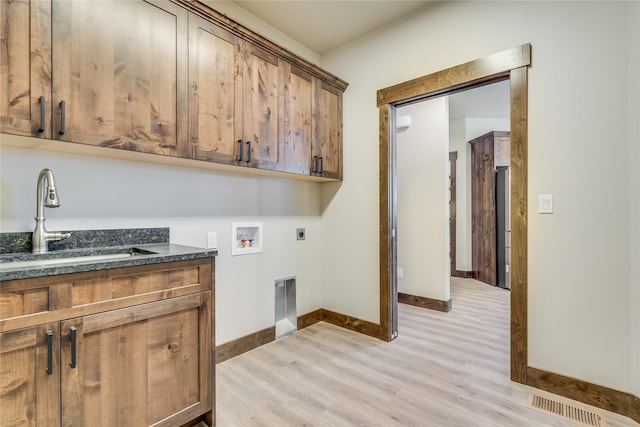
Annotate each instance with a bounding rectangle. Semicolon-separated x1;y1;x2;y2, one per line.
207;232;217;249
538;194;553;214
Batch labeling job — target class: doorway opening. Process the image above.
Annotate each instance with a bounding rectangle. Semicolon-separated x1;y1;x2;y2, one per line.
377;44;531;383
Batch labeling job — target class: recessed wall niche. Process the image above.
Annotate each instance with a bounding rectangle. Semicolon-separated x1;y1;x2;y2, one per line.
231;222;263;256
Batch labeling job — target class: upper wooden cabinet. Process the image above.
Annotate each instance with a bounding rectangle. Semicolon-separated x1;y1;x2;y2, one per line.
189;14;239;165
282;63;314;175
313;81;343;180
51;0;189;156
0;0;52;138
189;14;283;171
1;0;348;181
240;43;282;171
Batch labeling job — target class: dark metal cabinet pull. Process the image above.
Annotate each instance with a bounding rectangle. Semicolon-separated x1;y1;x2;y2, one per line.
59;100;66;135
46;330;53;375
237;139;243;162
39;96;46;132
318;157;324;174
70;326;77;368
313;156;318;173
246;141;251;163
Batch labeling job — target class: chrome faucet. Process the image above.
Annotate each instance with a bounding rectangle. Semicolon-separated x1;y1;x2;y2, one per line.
33;169;70;253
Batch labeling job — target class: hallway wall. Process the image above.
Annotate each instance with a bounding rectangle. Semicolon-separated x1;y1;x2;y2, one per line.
321;1;637;394
397;98;450;302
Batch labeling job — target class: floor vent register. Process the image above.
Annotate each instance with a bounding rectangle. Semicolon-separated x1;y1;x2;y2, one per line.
528;394;607;427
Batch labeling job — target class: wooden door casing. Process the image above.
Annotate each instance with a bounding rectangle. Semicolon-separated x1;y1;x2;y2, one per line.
0;0;51;138
60;293;213;427
51;0;189;156
0;323;61;427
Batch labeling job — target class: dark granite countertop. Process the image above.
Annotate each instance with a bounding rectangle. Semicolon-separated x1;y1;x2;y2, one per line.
0;228;217;281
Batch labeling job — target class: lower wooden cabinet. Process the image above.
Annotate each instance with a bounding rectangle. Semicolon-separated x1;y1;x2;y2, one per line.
0;259;214;427
0;323;61;426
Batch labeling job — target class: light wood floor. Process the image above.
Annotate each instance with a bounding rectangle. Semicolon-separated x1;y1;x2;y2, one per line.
216;278;637;426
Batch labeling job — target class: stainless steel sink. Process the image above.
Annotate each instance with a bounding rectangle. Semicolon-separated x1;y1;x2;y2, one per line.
0;247;157;270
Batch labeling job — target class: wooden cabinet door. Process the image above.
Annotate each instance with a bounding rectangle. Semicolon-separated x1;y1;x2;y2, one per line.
51;0;188;157
0;0;51;138
282;63;313;175
189;14;241;165
0;323;61;427
241;43;283;171
312;80;343;180
60;293;213;427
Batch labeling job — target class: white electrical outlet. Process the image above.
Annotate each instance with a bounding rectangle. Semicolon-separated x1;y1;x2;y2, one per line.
207;232;217;249
397;267;404;279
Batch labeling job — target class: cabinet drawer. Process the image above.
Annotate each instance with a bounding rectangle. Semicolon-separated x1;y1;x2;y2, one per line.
0;258;213;331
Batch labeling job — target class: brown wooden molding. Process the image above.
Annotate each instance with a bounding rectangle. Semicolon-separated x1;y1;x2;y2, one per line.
216;309;380;363
378;104;394;342
526;367;636;420
301;308;382;339
449;151;458;279
377;44;530;106
631;394;640;423
509;65;529;384
175;0;348;91
179;411;212;427
216;327;275;364
398;293;451;313
451;270;474;279
297;309;324;329
378;44;531;384
321;309;381;339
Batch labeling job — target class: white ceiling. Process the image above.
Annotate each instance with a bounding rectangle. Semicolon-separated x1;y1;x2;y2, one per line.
449;80;510;120
232;0;434;55
230;1;509;120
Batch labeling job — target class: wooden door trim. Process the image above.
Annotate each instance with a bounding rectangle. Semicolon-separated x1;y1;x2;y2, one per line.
377;44;531;384
449;151;458;277
449;151;473;278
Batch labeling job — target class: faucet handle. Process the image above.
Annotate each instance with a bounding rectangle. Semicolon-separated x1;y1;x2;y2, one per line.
47;231;71;242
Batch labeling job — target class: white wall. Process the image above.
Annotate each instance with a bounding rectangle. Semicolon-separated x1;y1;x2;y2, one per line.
0;143;323;345
448;117;510;272
0;1;326;348
321;1;638;394
397;98;450;302
628;1;640;397
203;0;320;64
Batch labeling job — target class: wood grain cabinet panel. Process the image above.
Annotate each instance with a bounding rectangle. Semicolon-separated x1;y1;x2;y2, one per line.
282;64;344;178
0;0;51;138
313;80;343;180
1;0;347;181
60;293;212;427
189;14;240;165
0;259;214;427
240;43;282;171
0;323;61;427
189;14;284;172
51;0;189;156
282;64;313;175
